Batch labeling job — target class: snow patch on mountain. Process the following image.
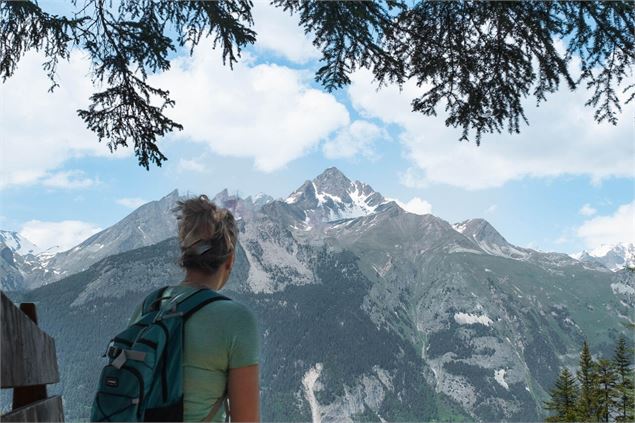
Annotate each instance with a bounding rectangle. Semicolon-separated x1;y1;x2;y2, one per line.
452;222;469;234
495;369;509;390
0;231;41;255
454;312;494;326
302;363;323;423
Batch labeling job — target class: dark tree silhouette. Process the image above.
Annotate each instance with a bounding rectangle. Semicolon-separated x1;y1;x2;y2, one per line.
595;358;618;422
1;1;633;168
545;367;579;422
612;335;635;422
576;340;598;421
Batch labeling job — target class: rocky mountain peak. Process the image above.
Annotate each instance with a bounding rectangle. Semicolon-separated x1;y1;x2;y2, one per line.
249;193;274;209
454;218;510;247
163;189;179;200
284;168;387;221
213;188;230;201
313;167;353;199
453;218;534;260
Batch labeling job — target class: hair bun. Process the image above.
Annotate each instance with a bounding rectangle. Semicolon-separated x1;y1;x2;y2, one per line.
174;195;237;273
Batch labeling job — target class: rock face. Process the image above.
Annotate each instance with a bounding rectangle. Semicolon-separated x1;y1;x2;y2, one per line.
0;231;44;291
2;190;181;290
0;245;24;291
4;167;633;422
1;189;277;291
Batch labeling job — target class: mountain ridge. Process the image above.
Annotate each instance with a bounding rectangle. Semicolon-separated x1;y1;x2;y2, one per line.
2;167;626;292
572;242;635;272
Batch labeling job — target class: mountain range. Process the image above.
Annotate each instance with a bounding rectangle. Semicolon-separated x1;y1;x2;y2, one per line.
1;167;633;421
572;243;635;272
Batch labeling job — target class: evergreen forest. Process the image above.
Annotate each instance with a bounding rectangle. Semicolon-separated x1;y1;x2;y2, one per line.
544;334;635;422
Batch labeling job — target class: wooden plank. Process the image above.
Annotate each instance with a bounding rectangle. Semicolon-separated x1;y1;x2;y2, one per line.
13;303;48;409
13;385;48;411
0;292;59;388
0;396;64;422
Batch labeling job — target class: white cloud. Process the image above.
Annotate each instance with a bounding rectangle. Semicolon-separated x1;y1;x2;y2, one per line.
42;170;97;189
577;201;635;249
177;158;207;173
390;197;432;215
554;235;570;245
152;49;349;172
347;68;634;190
485;204;497;214
399;167;429;189
323;120;384;160
19;220;102;252
116;198;146;209
579;204;597;217
252;2;320;64
0;51;129;189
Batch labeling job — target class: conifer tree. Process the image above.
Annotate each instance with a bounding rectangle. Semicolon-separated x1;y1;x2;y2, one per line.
577;340;598;422
545;368;579;422
612;336;635;422
595;358;618;422
1;1;633;168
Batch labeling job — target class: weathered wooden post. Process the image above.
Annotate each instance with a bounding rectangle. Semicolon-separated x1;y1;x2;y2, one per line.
0;291;64;422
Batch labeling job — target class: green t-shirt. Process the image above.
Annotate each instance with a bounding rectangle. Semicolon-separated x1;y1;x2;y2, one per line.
129;285;259;422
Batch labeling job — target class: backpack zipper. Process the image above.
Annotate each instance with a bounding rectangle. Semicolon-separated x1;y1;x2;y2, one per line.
156;320;169;402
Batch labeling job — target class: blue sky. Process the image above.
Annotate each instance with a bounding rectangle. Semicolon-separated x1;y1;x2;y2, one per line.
0;1;633;254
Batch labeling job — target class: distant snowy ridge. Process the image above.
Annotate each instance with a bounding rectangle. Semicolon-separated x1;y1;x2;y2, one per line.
0;230;41;255
572;242;635;272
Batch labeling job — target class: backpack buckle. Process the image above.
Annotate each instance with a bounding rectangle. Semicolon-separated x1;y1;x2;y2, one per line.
107;346;122;359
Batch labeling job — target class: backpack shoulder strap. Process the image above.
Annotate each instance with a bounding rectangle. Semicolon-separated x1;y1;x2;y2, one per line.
142;286;170;314
175;289;232;321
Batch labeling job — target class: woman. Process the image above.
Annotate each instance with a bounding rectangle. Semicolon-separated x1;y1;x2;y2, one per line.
131;195;260;422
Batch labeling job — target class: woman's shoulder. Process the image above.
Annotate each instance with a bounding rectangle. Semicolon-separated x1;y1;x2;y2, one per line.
190;293;256;326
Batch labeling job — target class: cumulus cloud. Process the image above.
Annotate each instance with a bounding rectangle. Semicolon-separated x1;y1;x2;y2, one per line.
19;220;102;252
323;120;385;160
0;51;128;189
577;201;635;249
152;49;349;172
116;198;147;209
42;170;98;189
347;68;634;190
579;204;597;217
390;197;432;215
252;2;320;64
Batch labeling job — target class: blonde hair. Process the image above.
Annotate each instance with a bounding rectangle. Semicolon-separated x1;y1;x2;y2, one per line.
174;195;237;274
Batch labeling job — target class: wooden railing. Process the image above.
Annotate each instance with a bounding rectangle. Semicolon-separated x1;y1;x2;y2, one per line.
1;291;64;422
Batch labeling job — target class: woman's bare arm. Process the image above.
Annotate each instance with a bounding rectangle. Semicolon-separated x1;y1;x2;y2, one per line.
228;364;260;422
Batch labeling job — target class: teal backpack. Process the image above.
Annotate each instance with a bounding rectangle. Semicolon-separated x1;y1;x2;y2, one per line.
91;286;231;421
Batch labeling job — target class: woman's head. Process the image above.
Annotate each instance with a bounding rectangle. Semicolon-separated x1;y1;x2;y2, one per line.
174;195;237;279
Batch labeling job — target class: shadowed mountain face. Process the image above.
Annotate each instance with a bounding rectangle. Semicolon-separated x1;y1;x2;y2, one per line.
2;167;633;421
